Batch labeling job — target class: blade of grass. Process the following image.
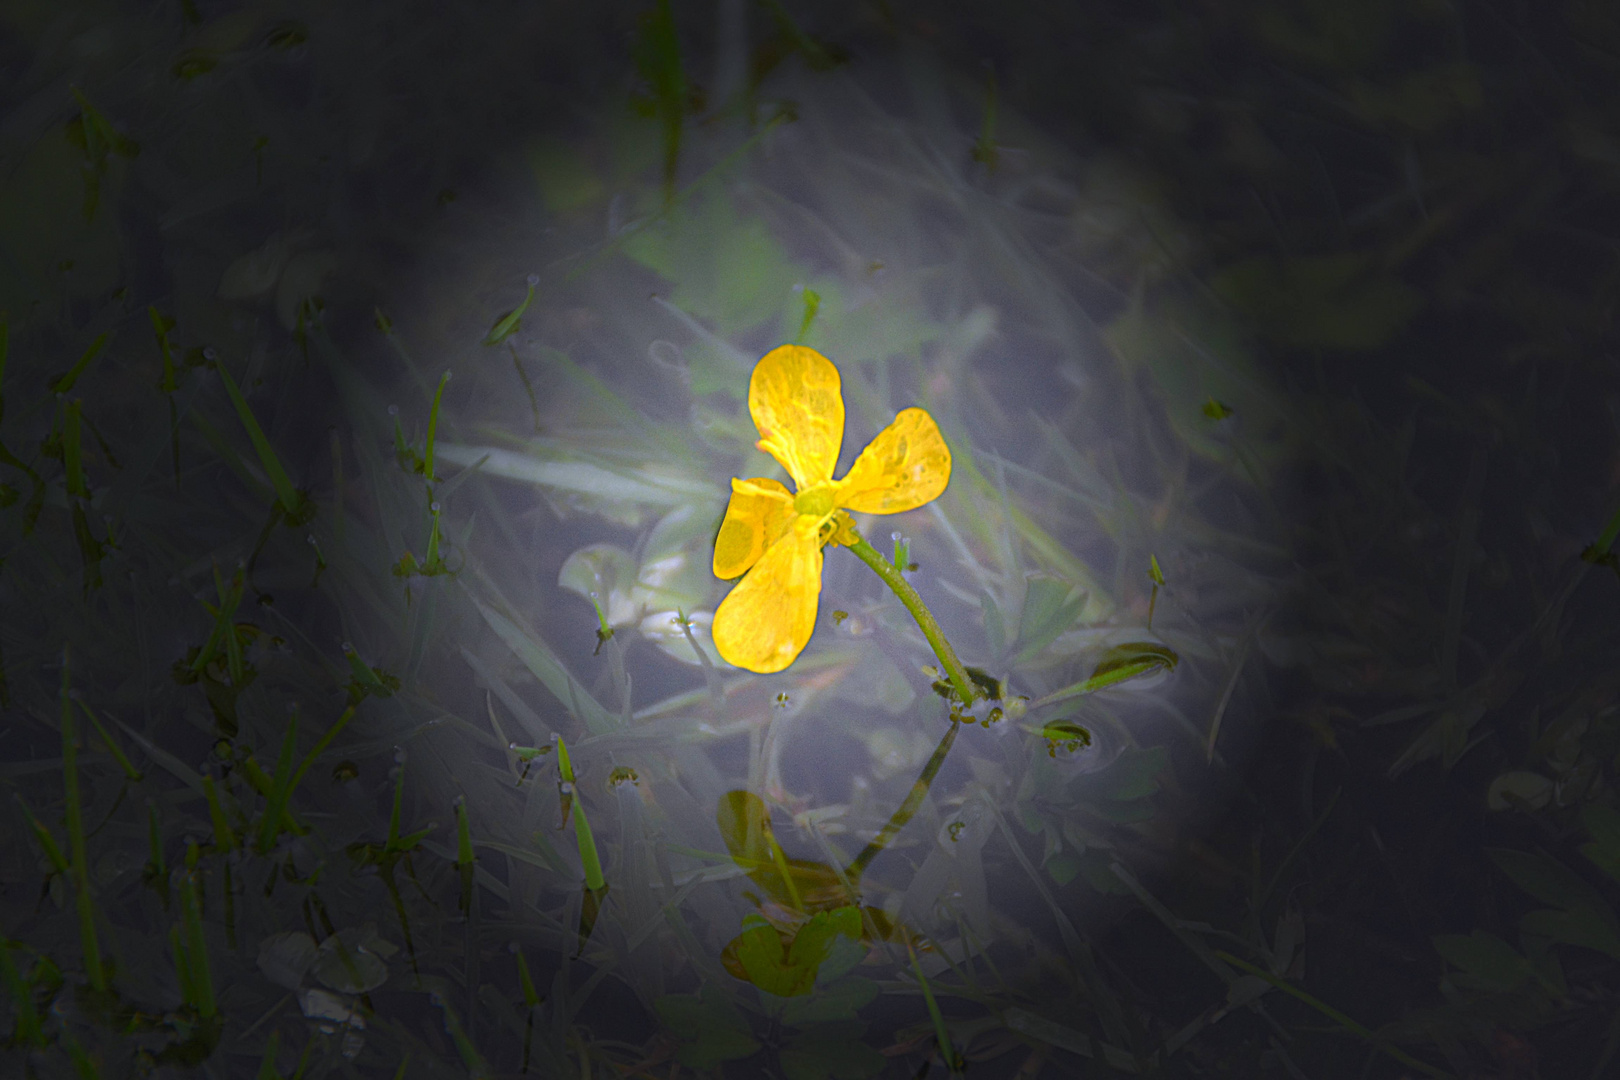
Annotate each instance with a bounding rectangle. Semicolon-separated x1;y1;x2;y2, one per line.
255;1030;281;1080
0;313;46;533
63;399;87;497
213;359;303;516
73;696;142;781
555;738;606;892
1255;787;1342;917
986;799;1138;1050
1029;643;1180;710
1110;862;1240;986
513;942;541;1074
202;774;237;852
907;936;963;1077
62;651;107;992
149;308;183;485
256;705;300;853
1207;619;1259;763
484;281;535;346
15;794;70;876
65;1033;100;1080
192;563;246;675
285;703;357;797
1213;951;1452;1079
117;720;203;793
423;371;450;482
472;595;617;734
50;333;108;395
454;795;475;915
385;747;409;851
179;871;216;1018
0;939;46;1048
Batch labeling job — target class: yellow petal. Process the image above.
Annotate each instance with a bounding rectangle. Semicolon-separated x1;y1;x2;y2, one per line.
835;408;951;514
750;345;844;489
712;477;795;580
712;530;823;673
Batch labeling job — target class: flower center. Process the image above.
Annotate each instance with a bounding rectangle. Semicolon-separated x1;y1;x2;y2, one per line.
792;484;837;518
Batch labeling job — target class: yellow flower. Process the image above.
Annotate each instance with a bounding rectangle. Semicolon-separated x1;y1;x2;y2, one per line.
712;345;952;673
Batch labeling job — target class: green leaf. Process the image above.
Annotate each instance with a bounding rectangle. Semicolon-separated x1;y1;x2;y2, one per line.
790;907;862;973
1032;641;1179;709
1080;746;1170;802
1091;642;1179;685
655;988;760;1068
716;789;842;908
1581;804;1620;885
735;917;817;997
1012;573;1087;664
1490;848;1616;916
1490;848;1620;958
732;907;864;997
1486;771;1552;811
980;590;1007;659
484;282;535;345
1521;909;1620;960
622;192;799;334
782;978;879;1026
557;543;639;624
1433;931;1533;993
780;1021;884;1080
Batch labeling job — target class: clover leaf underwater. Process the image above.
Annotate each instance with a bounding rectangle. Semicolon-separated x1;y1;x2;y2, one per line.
711;345;951;673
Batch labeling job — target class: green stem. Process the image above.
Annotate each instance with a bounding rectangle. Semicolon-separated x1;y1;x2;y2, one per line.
844;534;975;707
847;717;959;879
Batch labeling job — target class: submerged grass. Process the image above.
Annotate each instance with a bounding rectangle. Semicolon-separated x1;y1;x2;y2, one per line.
59;652;106;994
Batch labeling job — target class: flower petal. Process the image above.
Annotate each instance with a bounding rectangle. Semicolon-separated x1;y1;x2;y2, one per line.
750;345;844;489
712;477;795;580
712;530;823;674
835;408;951;514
